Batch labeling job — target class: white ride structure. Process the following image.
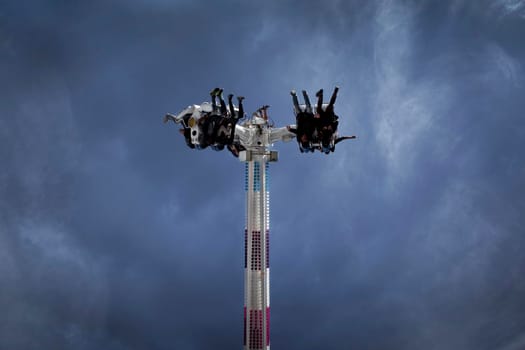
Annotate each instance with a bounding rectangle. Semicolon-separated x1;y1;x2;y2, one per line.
166;105;294;349
237;114;293;350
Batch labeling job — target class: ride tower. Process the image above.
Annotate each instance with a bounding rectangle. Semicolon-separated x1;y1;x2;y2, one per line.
164;87;352;350
242;152;272;350
235;112;291;350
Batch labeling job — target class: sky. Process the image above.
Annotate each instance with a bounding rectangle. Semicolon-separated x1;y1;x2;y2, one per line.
1;0;525;349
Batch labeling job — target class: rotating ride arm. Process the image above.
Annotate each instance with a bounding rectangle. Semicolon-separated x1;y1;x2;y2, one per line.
269;126;296;144
335;135;357;144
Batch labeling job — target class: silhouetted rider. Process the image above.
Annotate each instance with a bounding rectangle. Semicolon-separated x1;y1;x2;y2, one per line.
289;86;356;153
315;87;340;153
289;90;317;152
207;88;245;151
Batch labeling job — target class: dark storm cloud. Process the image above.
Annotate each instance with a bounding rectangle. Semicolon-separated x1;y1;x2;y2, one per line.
2;1;525;349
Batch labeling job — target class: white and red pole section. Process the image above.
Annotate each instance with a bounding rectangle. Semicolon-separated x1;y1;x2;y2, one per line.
243;153;272;350
167;103;295;348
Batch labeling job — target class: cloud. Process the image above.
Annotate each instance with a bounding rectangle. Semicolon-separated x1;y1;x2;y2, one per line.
0;220;110;349
492;0;525;18
371;1;454;189
500;332;525;350
2;1;525;349
483;43;522;86
450;0;525;18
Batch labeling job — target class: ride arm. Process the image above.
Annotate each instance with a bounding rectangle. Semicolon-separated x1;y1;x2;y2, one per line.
234;124;251;147
286;124;298;134
334;135;357;145
269;126;296;143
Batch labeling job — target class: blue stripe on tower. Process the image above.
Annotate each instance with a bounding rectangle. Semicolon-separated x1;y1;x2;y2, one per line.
254;162;260;192
244;162;249;191
244;229;248;268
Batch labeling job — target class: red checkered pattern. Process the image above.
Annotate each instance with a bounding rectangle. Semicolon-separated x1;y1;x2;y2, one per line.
249;309;263;349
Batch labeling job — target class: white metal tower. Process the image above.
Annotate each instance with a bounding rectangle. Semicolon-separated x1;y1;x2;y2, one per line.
164;94;352;349
243;155;271;349
235;115;293;350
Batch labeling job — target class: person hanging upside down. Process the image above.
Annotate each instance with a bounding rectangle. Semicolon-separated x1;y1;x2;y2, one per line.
289;86;356;153
206;88;245;150
288;90;316;152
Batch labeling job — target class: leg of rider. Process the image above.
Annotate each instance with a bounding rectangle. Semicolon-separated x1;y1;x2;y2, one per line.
261;105;269;120
315;89;323;115
327;86;339;115
229;96;244;142
210;94;217;113
291;90;301;115
237;96;245;120
218;89;227;115
302;90;312;113
228;94;235;118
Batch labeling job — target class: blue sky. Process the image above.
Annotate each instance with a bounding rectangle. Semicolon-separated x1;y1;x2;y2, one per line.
1;1;525;349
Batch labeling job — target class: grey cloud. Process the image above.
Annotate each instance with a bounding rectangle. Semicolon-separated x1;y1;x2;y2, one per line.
491;0;525;18
2;0;525;349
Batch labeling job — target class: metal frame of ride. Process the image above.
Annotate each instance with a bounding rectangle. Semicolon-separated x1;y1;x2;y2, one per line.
164;87;355;350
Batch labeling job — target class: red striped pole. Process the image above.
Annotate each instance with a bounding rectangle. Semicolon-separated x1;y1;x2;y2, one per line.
244;157;271;350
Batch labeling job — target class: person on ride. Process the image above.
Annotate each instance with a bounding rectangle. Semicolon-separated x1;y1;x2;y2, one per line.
208;89;246;149
210;87;228;116
289;90;316;152
315;87;340;153
227;94;245;142
224;93;246;157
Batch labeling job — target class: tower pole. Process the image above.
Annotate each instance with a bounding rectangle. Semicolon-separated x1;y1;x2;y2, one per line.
166;95;343;349
243;152;271;350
